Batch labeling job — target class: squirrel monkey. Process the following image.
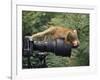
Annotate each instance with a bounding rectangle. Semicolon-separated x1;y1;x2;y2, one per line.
28;26;80;48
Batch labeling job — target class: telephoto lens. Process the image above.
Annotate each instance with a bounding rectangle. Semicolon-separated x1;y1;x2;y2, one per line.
33;39;72;57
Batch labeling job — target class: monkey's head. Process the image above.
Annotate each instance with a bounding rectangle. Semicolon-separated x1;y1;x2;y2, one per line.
67;29;80;48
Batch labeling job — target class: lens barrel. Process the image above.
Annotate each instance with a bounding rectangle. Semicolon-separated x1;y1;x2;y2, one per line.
33;39;72;57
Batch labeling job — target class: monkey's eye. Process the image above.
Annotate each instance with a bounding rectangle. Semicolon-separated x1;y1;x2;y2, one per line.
69;36;75;41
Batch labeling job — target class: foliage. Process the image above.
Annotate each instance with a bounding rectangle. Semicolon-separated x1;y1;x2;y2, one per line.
22;11;89;68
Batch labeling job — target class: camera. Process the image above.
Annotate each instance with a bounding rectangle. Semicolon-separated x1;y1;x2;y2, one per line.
23;36;72;68
23;36;72;57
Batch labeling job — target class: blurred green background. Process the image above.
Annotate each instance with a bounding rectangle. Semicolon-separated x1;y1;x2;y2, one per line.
22;11;89;68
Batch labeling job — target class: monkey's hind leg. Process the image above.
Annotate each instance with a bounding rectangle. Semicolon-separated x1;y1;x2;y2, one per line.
31;27;56;40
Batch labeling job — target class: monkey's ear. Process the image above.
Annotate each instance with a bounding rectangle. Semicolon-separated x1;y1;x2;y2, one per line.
73;29;79;35
73;29;77;33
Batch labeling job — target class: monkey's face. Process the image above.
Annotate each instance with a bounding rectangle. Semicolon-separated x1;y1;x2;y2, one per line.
67;30;80;48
